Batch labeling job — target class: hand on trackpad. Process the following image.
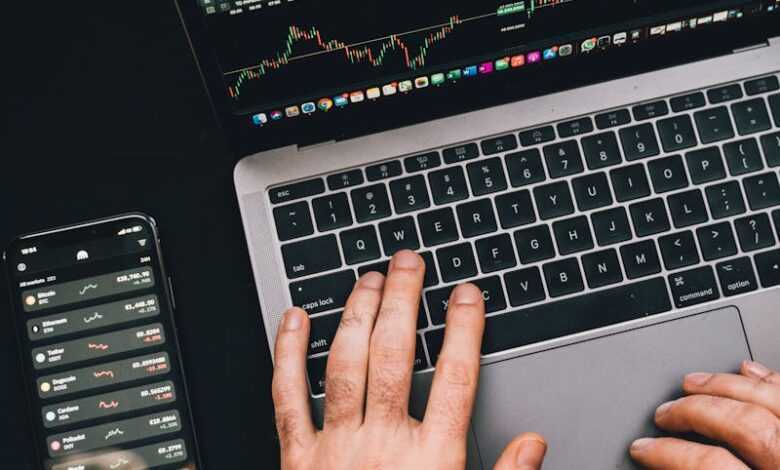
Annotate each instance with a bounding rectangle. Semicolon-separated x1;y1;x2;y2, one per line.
473;307;755;469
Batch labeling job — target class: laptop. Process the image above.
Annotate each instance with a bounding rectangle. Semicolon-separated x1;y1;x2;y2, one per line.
176;0;780;467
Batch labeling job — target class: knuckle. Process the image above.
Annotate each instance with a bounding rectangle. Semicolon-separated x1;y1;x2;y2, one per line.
323;375;359;425
340;305;376;328
436;358;476;388
367;364;407;419
700;447;735;467
274;409;302;448
751;421;780;464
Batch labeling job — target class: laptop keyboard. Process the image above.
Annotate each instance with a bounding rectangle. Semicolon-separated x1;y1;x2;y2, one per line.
269;73;780;396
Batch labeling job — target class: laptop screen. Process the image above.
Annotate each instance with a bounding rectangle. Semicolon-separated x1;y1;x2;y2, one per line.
181;0;780;153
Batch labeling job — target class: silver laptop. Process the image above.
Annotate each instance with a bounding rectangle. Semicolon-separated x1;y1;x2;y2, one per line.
176;1;780;467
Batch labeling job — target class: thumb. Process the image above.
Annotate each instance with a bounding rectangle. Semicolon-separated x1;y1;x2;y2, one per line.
493;432;547;470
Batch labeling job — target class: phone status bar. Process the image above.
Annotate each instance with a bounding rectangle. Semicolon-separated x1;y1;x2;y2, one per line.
200;0;296;17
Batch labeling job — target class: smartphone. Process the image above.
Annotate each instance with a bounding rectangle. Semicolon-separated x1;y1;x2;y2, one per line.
4;213;202;470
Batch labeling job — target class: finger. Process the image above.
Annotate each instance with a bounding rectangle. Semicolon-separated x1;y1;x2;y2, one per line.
683;371;780;417
422;283;485;441
323;272;385;429
742;360;780;386
493;433;547;470
272;308;317;453
365;250;426;425
630;437;749;470
654;395;780;469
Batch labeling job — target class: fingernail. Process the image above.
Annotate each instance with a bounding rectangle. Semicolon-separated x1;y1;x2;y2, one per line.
452;284;482;306
358;271;385;290
282;309;303;331
685;372;712;386
655;401;675;418
744;360;771;378
630;438;654;453
391;250;421;269
515;437;546;466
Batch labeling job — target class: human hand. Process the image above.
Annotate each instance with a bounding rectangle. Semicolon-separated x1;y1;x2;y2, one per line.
631;361;780;469
271;250;547;469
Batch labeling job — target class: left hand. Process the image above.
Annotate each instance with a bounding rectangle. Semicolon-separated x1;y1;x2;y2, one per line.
630;360;780;469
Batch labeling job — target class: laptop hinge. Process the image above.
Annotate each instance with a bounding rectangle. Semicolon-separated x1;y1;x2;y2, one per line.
733;39;770;53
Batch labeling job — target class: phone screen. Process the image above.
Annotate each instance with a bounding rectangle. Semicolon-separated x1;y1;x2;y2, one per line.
4;214;200;470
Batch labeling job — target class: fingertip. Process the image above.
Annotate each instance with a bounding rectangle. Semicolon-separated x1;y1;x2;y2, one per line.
357;271;385;290
451;283;484;306
389;249;423;270
495;432;547;469
741;359;771;379
281;307;308;332
630;437;655;456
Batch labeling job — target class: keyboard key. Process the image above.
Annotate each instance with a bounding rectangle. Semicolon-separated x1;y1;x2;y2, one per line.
734;214;775;252
572;172;613;211
731;99;772;135
543;140;584;178
633;101;669;120
514;225;556;263
504;267;546;307
717;257;758;297
595;109;631;129
668;189;708;228
591;207;631;246
429;167;469;205
755;248;780;287
706;182;746;219
313;193;353;231
424;328;444;365
390;176;430;214
657;115;698;152
619;123;660;160
340;226;381;265
744;173;780;210
481;134;518;155
533;182;574;220
482;278;672;355
274;201;314;241
648;155;689;193
472;276;508;314
581;250;623;290
366;161;402;181
309;312;342;355
670;92;706;112
307;355;327;395
457;199;498;238
695;107;735;144
495;190;536;229
581;132;623;170
668;266;720;308
557;117;593;138
543;258;584;298
327;169;364;190
414;335;428;371
290;269;356;315
404;152;441;173
476;234;517;273
724;138;764;176
379;217;420;256
745;76;779;95
270;178;325;204
771;94;780;126
685;147;726;184
282;235;342;279
761;132;780;167
519;126;556;146
708;84;743;104
443;142;479;164
426;286;454;325
659;231;700;270
697;223;738;261
610;164;651;202
436;243;478;283
418;208;459;247
506;149;546;187
467;158;508;196
351;184;392;223
552;216;594;255
630;198;671;237
621;240;662;279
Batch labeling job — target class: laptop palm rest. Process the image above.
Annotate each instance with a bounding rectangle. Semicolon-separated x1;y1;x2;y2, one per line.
471;307;750;470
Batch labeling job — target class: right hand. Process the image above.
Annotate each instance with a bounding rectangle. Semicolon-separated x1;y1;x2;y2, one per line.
271;250;547;469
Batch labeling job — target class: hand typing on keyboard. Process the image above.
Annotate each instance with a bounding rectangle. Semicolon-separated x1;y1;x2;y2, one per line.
271;250;547;470
630;361;780;469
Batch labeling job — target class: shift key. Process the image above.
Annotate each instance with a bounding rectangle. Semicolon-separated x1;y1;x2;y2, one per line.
290;270;356;315
282;235;342;279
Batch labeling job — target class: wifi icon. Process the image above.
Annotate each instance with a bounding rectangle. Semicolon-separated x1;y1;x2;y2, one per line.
137;239;148;247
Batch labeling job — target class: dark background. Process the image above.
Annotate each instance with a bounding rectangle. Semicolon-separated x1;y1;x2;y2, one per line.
1;1;280;468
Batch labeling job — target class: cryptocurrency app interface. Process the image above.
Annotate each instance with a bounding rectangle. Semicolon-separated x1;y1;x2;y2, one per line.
7;217;198;470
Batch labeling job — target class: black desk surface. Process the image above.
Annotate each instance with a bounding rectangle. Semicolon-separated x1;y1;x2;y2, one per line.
1;1;280;467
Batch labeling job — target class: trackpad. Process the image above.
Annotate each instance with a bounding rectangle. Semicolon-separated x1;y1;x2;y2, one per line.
472;307;750;470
